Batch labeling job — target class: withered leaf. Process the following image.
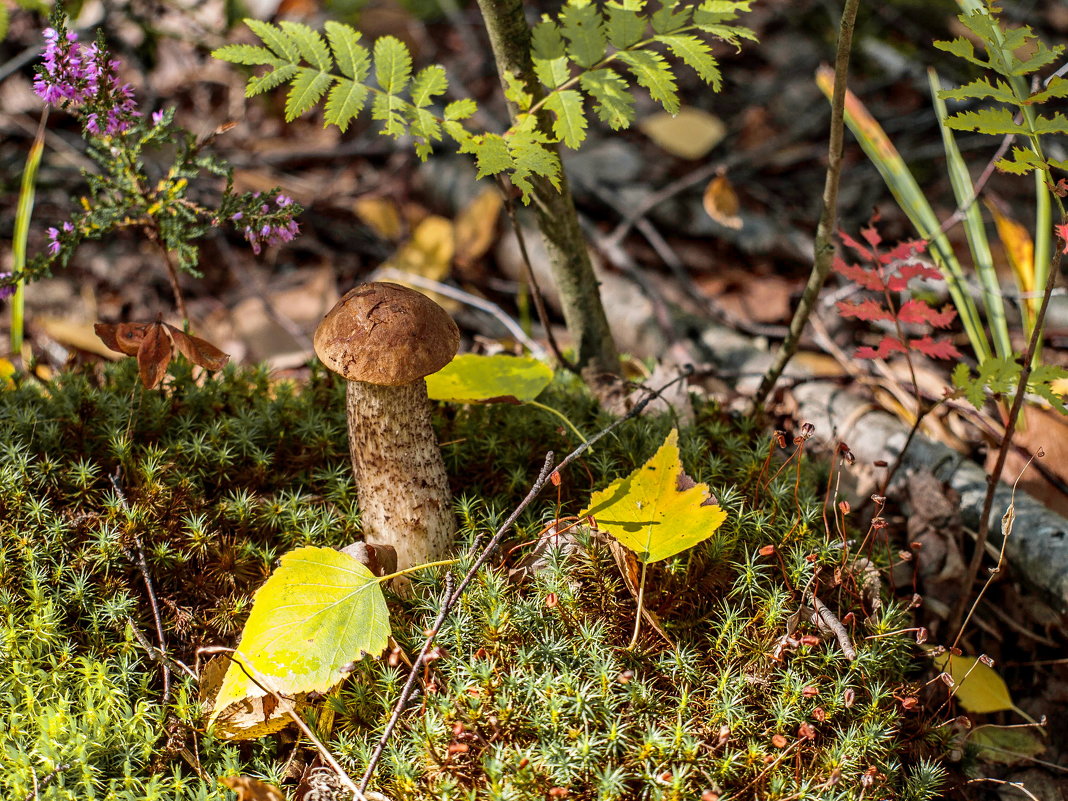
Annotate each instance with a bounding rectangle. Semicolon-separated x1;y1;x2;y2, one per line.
167;326;230;371
95;322;150;356
702;173;743;230
138;323;173;389
218;776;286;801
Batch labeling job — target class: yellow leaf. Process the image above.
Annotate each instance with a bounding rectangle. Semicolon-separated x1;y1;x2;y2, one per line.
454;188;503;268
638;107;726;160
702;173;743;230
354;195;403;241
581;429;727;563
1050;378;1068;396
0;358;14;389
932;653;1015;714
986;200;1035;321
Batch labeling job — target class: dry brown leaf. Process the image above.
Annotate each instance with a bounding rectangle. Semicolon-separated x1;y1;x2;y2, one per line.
200;655;296;741
638;107;726;160
42;318;123;359
168;326;230;371
219;775;286;801
355;196;404;241
95;321;151;357
702;173;743;230
454;188;503;268
138;323;173;389
605;537;674;647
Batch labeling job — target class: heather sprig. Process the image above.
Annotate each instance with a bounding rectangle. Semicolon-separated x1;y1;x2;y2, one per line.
24;13;303;317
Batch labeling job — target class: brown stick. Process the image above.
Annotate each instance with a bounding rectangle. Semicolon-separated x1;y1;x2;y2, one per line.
748;0;862;414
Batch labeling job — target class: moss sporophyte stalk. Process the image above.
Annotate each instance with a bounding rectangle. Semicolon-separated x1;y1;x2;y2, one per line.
0;360;949;800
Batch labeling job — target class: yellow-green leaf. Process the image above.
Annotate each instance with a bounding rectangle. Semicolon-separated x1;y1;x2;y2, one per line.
971;726;1046;765
211;546;389;720
426;354;553;403
581;429;727;563
932;654;1014;714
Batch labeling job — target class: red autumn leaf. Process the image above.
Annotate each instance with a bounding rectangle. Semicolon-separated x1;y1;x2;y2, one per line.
909;336;962;360
833;258;886;292
95;322;151;356
879;238;926;265
838;229;874;262
860;222;882;249
856;337;907;360
138;322;173;389
1056;222;1068;254
167;325;230;371
836;299;893;322
886;262;943;290
896;300;957;328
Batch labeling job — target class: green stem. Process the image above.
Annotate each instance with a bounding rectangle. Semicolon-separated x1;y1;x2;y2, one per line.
11;110;48;361
377;558;459;584
526;400;590;450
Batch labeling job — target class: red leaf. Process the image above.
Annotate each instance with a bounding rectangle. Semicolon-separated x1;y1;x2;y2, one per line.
856;337;907;360
95;322;150;356
879;238;926;265
137;323;173;389
896;300;957;328
1056;222;1068;254
836;299;893;322
167;325;230;371
861;223;882;249
909;336;961;360
886;262;943;290
833;258;886;291
839;229;873;262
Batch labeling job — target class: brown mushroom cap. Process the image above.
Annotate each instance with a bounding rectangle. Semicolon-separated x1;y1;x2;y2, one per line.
313;282;460;385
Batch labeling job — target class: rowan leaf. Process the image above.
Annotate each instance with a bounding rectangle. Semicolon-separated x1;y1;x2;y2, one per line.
855;337;907;360
285;67;333;121
323;20;367;80
580;68;635;129
896;300;957;328
245;19;299;62
909;336;962;360
617;49;679;114
581;429;727;563
324;78;370;132
655;33;720;89
212;546;390;720
278;21;331;71
605;1;647;48
836;299;893;323
374;35;412;94
559;2;606;69
543;89;588;149
425;354;554;403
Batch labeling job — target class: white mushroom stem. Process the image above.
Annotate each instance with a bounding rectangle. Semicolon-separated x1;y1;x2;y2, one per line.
345;378;453;575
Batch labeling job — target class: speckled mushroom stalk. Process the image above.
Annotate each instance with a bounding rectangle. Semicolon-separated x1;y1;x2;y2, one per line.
314;282;459;579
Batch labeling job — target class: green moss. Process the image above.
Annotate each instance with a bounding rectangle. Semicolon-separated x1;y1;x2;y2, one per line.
0;361;946;799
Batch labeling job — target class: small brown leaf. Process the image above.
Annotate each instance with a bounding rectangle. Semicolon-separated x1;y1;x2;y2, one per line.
219;776;286;801
168;326;230;371
138;323;173;389
702;173;743;230
95;322;150;356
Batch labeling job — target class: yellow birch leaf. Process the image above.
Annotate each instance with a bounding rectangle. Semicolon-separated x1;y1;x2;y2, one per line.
454;188;503;268
354;196;403;241
932;653;1015;714
581;429;727;563
638;107;726;160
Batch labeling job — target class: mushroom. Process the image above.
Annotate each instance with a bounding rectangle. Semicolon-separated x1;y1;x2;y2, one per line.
314;282;459;581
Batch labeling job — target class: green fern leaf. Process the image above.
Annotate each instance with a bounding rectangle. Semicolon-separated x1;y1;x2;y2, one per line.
460;133;513;179
618;49;679;114
651;0;692;34
285;67;334;121
374;36;412;94
933;37;988;70
247;63;299;97
580;68;635;129
544;89;588;148
944;107;1023;136
656;33;720;89
504;73;535;111
212;44;277;66
278;21;331;71
1032;112;1068;136
324;78;369;132
1028;76;1068;105
938;77;1016;105
510;131;561;199
694;0;752;25
560;3;607;68
324;21;369;81
411;65;447;107
444;99;477;121
245;19;300;62
605;2;646;48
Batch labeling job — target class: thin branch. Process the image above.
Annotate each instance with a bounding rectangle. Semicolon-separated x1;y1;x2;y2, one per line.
748;0;862;414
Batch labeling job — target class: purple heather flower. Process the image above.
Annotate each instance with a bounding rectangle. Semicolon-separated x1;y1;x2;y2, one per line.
0;273;13;301
231;212;243;221
276;194;292;207
63;221;74;233
152;109;165;125
47;227;61;256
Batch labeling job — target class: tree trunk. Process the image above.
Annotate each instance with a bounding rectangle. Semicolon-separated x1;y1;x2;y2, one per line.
475;0;620;386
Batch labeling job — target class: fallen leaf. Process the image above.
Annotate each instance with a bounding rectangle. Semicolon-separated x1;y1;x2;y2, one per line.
425;354;553;404
454;188;503;268
581;429;727;563
219;775;286;801
932;653;1015;714
639;107;726;160
200;656;295;741
40;318;123;359
970;726;1047;766
354;195;404;241
138;323;173;390
168;326;230;371
386;215;454;281
211;546;390;725
606;537;674;646
702;173;743;230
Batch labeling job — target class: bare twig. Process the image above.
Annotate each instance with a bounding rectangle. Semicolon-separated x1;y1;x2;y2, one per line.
21;763;72;801
811;594;856;661
749;0;862;414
